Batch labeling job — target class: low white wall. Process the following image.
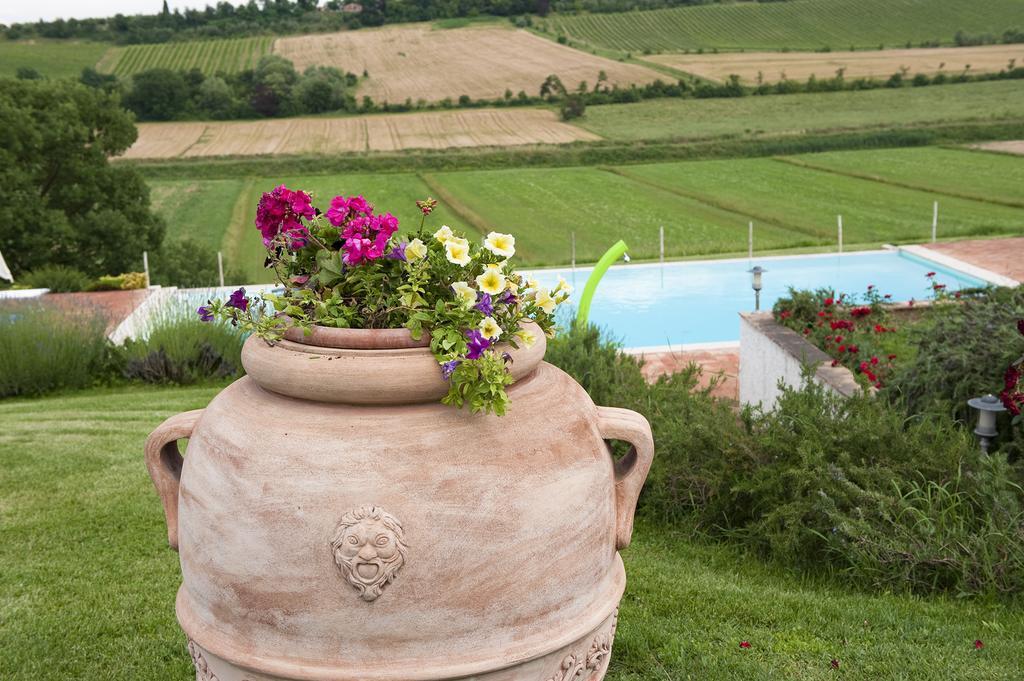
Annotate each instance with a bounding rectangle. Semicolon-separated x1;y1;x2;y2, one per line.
739;312;862;411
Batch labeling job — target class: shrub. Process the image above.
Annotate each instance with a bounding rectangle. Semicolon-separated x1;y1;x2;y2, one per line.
19;265;91;293
151;237;219;288
90;272;147;291
120;309;244;385
0;303;112;397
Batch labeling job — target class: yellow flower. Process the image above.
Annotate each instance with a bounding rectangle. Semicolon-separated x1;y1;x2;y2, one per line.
404;238;427;262
433;225;454;244
554;276;573;295
534;288;556;314
479;316;501;340
484;232;516;258
451;281;477;307
475;266;507;295
445;237;471;266
515;327;536;348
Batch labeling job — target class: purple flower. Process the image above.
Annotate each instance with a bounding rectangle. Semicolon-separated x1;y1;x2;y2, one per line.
441;359;461;380
226;287;249;311
387;241;408;261
197;305;214;322
498;290;517;306
465;329;491;360
474;293;494;316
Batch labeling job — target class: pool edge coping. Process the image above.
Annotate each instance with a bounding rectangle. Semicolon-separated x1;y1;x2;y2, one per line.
898;245;1020;288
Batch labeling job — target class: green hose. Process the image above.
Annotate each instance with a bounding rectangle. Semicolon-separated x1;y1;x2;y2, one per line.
575;240;628;328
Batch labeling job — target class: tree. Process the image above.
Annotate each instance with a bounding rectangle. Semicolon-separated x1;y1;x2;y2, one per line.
560;93;585;121
295;65;350;114
197;76;236;119
123;68;190;120
539;74;566;99
151;237;218;287
251;54;298;116
0;79;164;278
16;67;42;80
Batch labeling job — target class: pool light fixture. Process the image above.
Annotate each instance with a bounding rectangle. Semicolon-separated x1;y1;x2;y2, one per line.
967;394;1006;453
748;265;766;311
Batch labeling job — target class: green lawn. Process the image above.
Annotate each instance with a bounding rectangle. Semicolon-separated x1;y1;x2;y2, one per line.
544;0;1024;52
617;157;1024;245
426;166;808;264
96;36;273;77
1;385;1022;680
779;147;1024;208
147;147;1024;278
0;40;110;78
575;80;1024;143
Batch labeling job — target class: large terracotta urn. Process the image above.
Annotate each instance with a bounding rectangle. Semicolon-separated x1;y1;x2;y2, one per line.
145;322;654;681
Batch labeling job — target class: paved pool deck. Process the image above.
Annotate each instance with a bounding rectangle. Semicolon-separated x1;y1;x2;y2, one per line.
635;236;1023;401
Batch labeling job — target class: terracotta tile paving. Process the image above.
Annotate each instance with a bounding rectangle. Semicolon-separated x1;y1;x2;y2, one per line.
633;348;740;401
921;237;1024;283
2;290;153;335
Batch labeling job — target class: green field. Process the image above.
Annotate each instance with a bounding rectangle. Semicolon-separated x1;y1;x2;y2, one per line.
97;36;273;77
2;384;1022;680
618;157;1024;245
777;147;1024;208
545;0;1024;52
576;80;1024;142
0;40;110;78
148;146;1024;279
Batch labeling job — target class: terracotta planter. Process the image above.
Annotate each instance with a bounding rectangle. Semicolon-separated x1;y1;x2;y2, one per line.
145;322;654;681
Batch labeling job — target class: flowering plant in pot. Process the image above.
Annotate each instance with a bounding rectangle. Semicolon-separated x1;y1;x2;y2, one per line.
198;187;570;415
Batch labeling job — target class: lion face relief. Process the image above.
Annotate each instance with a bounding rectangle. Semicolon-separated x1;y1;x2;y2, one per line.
330;506;408;602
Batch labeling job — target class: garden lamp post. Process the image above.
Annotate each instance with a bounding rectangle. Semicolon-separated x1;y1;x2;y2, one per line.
967;394;1007;453
749;266;766;311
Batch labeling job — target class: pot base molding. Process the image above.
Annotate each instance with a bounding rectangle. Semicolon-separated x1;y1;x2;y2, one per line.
184;606;620;681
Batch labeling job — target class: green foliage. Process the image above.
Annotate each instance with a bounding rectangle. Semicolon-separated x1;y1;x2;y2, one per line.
0;78;164;279
883;287;1024;453
559;93;586;121
19;265;91;293
0;304;112;397
544;323;647;408
151;237;219;288
120;313;244;385
122;68;190;120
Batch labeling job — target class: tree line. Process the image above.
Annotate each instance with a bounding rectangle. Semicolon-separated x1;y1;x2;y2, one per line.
0;0;721;45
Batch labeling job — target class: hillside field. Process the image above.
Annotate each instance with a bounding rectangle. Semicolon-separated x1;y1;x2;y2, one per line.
147;146;1024;280
95;36;273;76
0;40;109;78
649;44;1024;84
544;0;1024;52
121;109;598;160
273;24;663;103
575;80;1024;142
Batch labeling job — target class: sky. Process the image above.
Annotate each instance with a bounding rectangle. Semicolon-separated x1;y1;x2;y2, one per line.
0;1;210;24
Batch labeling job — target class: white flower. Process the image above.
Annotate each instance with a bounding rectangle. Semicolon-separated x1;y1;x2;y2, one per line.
484;232;516;258
475;266;507;295
534;288;556;314
445;237;471;266
479;316;501;340
433;225;454;244
515;327;536;348
404;238;427;262
451;281;477;307
554;276;573;295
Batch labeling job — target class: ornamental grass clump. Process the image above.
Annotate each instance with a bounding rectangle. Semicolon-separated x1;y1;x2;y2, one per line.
199;188;569;414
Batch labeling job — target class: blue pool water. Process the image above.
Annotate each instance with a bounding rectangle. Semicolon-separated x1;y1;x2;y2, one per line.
525;250;987;348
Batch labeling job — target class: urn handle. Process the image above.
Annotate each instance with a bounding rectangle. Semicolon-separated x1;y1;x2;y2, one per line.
144;409;204;551
596;406;654;550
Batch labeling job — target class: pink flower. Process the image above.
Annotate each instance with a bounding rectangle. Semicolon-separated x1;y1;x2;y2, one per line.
974;639;984;650
739;641;751;649
255;185;315;248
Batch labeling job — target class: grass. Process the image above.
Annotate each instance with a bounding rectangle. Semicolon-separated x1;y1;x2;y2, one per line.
618;157;1024;245
777;147;1024;208
575;80;1024;143
0;40;110;78
1;384;1023;679
146;146;1024;277
97;36;273;77
543;0;1024;53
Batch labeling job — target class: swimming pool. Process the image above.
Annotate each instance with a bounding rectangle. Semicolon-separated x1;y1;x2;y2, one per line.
525;250;987;349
